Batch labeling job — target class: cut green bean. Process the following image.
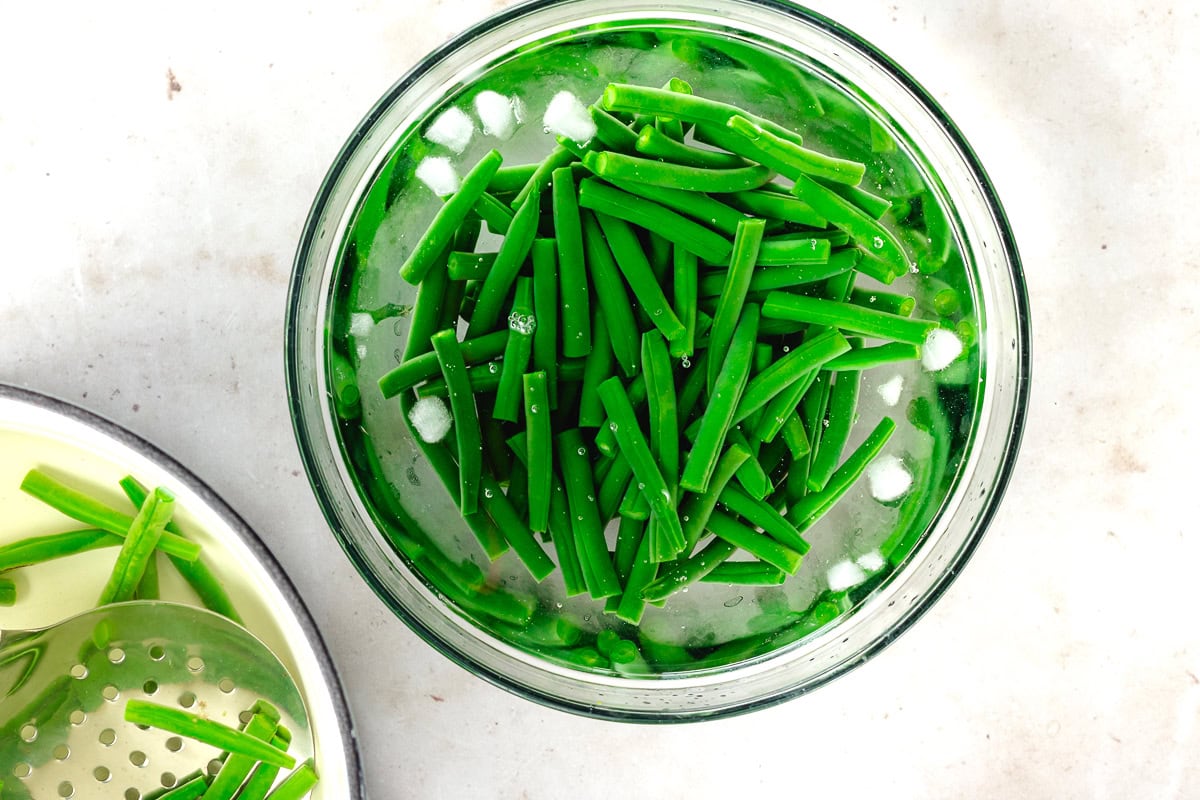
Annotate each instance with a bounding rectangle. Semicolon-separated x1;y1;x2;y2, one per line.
379;329;509;398
641;537;738;602
125;700;296;769
642;331;680;495
467;190;540;336
807;371;860;492
726;428;771;501
673;246;698;357
590;105;640;152
597;175;749;236
492;278;535;422
530;238;560;406
733;328;850;423
680;305;759;493
19;470;199;562
727;115;866;185
707;218;765;391
205;707;279;800
781;412;812;460
580;209;640;376
789;416;897;530
753;235;832;267
614;527;659;624
400;149;502;284
264;759;318;800
584;150;773;194
720;484;810;555
698;257;854;297
597;377;685;561
478;473;555;581
722;189;826;227
447;250;497;281
679;442;751;552
636;124;748;169
601;83;805;146
618;479;651;521
597;451;634;522
849;287;916;317
557;429;621;598
824;342;921;370
0;578;15;606
754;368;817;444
577;178;733;264
578;307;614;427
552;166;592;357
705;510;804;575
474;191;515;234
430;330;482;515
510;143;575;209
508;433;587;596
594;212;688;352
791;175;909;282
700;561;787;586
763;292;937;345
328;348;361;420
523;371;552;533
488;163;538;194
0;528;122;572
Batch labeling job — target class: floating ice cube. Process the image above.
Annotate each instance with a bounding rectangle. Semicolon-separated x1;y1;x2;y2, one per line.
922;328;963;371
425;106;474;153
827;560;867;592
415;157;460;196
408;397;453;443
866;454;912;502
349;312;373;338
474;90;519;140
543;91;596;144
856;550;886;572
876;374;903;407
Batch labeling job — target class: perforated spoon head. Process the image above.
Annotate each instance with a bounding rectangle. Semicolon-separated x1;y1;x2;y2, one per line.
0;601;311;799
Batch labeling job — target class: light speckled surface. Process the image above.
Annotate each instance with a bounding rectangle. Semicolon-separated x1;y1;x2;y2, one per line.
2;1;1198;797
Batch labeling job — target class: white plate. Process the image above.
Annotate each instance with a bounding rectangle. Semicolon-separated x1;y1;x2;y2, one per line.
0;384;363;799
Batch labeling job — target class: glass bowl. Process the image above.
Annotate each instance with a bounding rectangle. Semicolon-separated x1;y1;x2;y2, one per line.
286;0;1030;721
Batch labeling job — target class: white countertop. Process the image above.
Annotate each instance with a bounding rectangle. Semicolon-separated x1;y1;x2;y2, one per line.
2;1;1197;797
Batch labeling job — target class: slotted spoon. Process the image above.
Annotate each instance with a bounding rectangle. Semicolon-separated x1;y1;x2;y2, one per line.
0;601;312;800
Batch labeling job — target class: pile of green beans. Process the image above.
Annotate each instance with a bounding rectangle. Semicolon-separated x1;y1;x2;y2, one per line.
374;77;953;658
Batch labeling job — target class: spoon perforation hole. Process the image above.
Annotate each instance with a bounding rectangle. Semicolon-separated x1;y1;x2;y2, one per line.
93;766;111;783
69;664;88;679
124;788;140;800
52;744;70;761
218;677;235;694
13;762;32;779
129;750;148;768
99;728;117;746
19;723;37;742
206;759;223;776
148;644;166;661
107;647;126;664
68;709;86;726
186;656;205;672
165;736;184;753
143;679;159;695
56;780;74;798
101;684;120;702
160;771;177;788
178;691;197;708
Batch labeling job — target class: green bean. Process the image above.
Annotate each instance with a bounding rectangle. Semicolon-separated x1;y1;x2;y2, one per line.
642;331;679;494
488;163;538;194
595;175;749;236
705;510;804;575
430;330;482;514
154;775;208;800
781;412;812;460
601;83;805;146
726;115;866;185
675;351;708;422
678;442;749;552
646;230;672;285
823;342;921;370
722;189;826;227
641;537;737;602
594;212;688;352
806;371;861;491
447;250;497;281
673;246;698;357
0;577;15;606
556;429;621;598
578;298;615;429
400;149;502;284
597;451;634;522
618;479;651;521
379;330;509;398
510;143;575;209
726;428;771;500
733;328;851;423
791;175;909;283
577;178;734;264
492;278;535;422
613;524;659;623
415;360;501;398
467;189;540;336
585;149;773;196
699;254;858;298
691;121;804;181
507;433;587;596
789;416;897;530
754;369;817;444
763;292;937;345
328;348;361;420
849;287;916;317
263;759;318;800
636;124;747;169
590;105;640;152
814;176;893;219
719;484;810;555
580;209;640;376
595;375;646;457
478;473;555;581
752;236;832;267
205;708;279;800
680;305;759;493
700;561;787;586
125;700;296;769
707;218;765;391
239;730;292;800
597;377;685;560
610;514;646;588
0;528;122;572
530;238;560;406
422;553;533;625
523;372;552;533
20;469;199;562
474;191;515;234
552;167;592;357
